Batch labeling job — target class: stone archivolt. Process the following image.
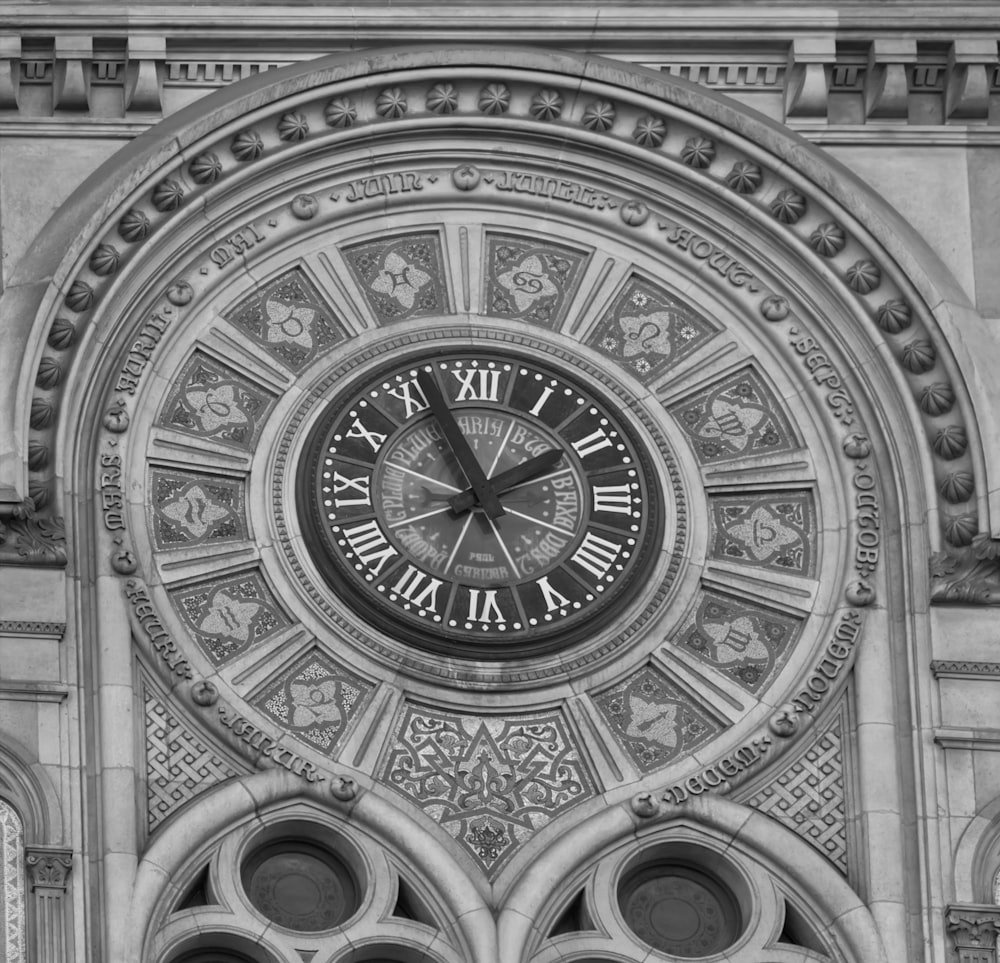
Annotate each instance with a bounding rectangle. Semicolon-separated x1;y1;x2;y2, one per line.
1;46;958;963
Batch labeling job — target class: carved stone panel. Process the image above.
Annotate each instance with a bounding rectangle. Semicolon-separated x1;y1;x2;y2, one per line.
156;351;276;449
168;569;290;665
378;703;597;877
149;467;247;550
585;273;717;382
674;591;801;693
708;491;816;576
222;265;347;371
341;231;450;323
249;647;373;757
592;663;721;774
482;231;592;329
669;366;798;464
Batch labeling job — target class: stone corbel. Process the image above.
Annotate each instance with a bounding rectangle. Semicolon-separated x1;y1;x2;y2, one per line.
0;33;20;109
864;38;916;122
931;535;1000;604
25;847;73;963
784;35;835;121
52;34;92;111
946;904;1000;962
945;39;998;122
125;35;165;113
0;499;66;567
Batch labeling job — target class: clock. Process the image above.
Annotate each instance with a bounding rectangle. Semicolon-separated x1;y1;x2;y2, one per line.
297;348;666;658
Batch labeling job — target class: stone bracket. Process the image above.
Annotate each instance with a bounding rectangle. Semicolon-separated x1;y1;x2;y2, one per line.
52;34;91;111
0;32;20;109
864;38;917;122
125;35;165;113
784;35;835;120
945;39;999;121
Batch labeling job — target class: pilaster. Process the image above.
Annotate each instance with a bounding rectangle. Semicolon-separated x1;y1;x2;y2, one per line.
24;846;73;963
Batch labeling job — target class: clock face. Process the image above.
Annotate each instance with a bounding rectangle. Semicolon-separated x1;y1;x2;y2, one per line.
298;350;665;657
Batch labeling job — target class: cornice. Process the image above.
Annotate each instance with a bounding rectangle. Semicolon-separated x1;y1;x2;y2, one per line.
1;34;997;134
1;3;1000;34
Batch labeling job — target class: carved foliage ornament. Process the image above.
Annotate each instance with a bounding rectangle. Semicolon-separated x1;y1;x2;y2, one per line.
24;849;73;890
946;906;1000;961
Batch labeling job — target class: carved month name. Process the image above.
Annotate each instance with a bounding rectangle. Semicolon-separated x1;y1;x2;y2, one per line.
789;610;863;714
661;735;773;806
217;705;324;782
99;451;125;531
123;580;194;679
115;310;172;394
210;223;267;269
346;171;423;202
787;326;855;426
491;171;616;211
853;464;880;578
660;224;761;291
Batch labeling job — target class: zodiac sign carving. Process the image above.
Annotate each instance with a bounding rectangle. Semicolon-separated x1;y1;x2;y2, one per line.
619;311;676;357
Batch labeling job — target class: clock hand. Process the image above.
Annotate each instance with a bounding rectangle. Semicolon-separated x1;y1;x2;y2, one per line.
419;486;456;505
416;369;505;520
448;447;564;514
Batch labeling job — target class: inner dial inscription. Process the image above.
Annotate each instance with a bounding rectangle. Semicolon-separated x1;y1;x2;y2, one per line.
302;353;662;654
376;410;585;586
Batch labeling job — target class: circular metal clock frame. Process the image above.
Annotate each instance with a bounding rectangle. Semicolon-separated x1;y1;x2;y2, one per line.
296;346;670;659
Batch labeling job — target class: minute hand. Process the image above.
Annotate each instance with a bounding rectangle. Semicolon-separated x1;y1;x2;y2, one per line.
416;370;505;520
449;448;564;514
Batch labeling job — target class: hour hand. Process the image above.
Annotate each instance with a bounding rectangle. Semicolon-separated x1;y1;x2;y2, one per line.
416;369;505;520
449;448;564;515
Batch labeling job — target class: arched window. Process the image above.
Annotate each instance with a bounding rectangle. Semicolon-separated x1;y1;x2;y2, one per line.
0;799;26;963
993;865;1000;905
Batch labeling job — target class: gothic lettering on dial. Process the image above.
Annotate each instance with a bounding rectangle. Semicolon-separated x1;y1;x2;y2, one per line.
298;351;664;657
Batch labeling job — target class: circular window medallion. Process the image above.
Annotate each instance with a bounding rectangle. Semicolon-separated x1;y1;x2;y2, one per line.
619;864;741;958
242;841;358;932
296;346;671;659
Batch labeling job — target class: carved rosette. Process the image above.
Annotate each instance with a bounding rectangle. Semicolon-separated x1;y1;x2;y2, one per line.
20;53;971;583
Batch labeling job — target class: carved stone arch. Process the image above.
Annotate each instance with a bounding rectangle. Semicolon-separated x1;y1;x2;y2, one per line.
2;45;983;963
497;793;890;963
4;46;985;539
128;770;494;963
0;735;64;846
952;794;1000;905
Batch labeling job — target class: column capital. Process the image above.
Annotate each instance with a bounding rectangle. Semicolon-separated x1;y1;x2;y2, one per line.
24;846;73;891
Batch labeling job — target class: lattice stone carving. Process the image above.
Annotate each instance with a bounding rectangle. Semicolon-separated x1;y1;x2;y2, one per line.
144;689;242;832
742;712;847;872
